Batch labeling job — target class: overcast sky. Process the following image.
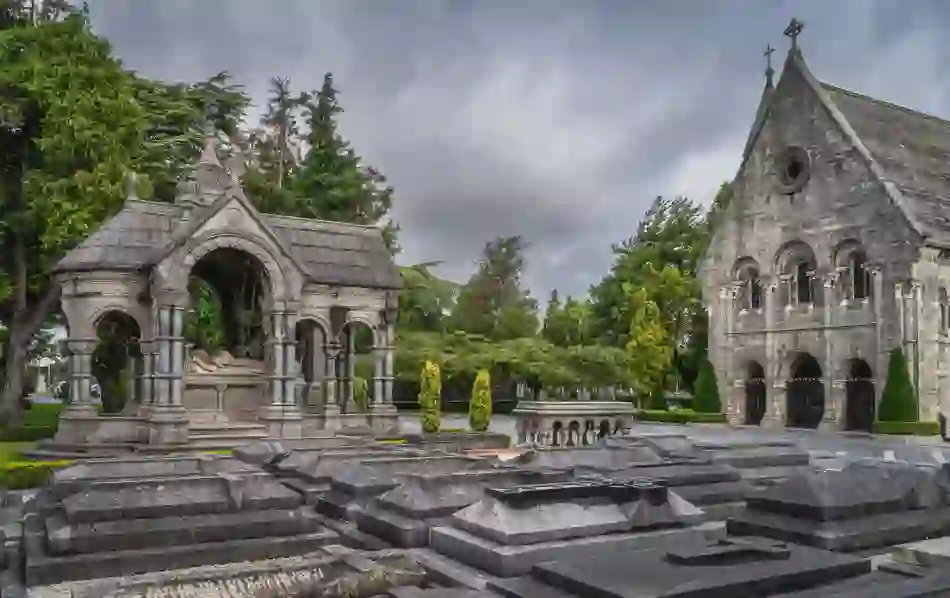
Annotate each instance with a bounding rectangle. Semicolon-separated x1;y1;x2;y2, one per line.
82;0;950;301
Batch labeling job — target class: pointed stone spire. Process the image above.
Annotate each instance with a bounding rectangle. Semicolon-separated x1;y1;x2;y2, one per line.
198;133;223;168
764;43;776;88
175;131;230;208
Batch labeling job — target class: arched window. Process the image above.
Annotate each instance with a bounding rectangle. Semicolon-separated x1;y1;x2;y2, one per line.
833;242;872;303
775;241;817;308
733;259;763;311
792;260;813;305
940;288;949;334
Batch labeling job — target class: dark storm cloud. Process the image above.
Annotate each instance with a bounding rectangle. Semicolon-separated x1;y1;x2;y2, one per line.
83;0;950;299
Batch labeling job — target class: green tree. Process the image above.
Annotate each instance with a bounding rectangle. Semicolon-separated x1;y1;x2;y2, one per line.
469;368;492;432
418;360;442;433
624;287;672;407
590;196;706;348
878;347;917;422
692;358;721;413
398;262;457;333
352;375;369;413
288;73;399;251
0;5;248;425
542;291;592;347
449;236;539;340
243;76;308;214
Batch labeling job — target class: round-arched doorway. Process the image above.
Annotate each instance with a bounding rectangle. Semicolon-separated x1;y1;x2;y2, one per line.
786;353;824;429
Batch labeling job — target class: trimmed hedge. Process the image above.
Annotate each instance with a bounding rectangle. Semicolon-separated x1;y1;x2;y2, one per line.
693;359;722;414
878;348;918;422
0;460;73;489
872;420;940;436
0;403;64;442
0;425;57;442
635;409;727;424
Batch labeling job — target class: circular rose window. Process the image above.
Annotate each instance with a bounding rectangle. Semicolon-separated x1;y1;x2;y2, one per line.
777;146;811;194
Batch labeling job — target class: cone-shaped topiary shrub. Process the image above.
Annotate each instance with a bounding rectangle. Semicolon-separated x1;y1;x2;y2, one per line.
418;360;442;433
878;347;917;422
469;369;493;432
352;376;369;413
693;358;722;414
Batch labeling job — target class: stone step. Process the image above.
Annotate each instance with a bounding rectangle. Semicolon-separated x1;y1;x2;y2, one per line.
184;437;268;451
189;422;267;433
188;429;268;440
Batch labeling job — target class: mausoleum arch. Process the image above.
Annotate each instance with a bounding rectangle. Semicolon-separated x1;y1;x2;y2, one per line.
83;304;150;344
170;232;291;309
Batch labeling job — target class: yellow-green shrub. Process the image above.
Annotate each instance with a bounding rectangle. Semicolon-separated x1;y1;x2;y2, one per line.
352;376;370;413
469;369;492;432
418;360;442;434
0;460;73;489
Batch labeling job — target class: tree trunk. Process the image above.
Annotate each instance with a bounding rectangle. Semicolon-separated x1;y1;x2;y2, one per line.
0;235;61;430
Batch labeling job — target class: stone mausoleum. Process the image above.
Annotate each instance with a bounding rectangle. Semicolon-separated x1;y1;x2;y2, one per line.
702;23;950;431
51;137;402;448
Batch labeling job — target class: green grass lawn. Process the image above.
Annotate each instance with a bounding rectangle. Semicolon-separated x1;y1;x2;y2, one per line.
0;441;36;462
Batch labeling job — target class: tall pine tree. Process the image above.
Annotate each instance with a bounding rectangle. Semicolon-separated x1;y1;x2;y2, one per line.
289;73;398;250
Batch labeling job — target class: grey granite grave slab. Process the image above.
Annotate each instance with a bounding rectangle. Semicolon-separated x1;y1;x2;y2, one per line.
21;468;339;586
429;479;725;577
232;436;375;465
512;444;663;471
316;456;490;520
728;462;950;552
489;537;871;598
356;468;571;547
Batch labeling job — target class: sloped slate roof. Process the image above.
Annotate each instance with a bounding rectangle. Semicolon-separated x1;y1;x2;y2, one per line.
54;199;402;289
821;83;950;245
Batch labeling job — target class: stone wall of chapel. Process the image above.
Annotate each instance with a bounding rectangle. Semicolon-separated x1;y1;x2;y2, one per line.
912;250;950;421
703;63;922;426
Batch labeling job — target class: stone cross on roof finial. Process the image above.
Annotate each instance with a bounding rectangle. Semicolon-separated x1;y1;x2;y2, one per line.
764;43;776;86
784;18;804;50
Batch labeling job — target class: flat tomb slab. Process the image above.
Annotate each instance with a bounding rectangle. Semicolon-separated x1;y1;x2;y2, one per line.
429;479;723;577
274;448;429;480
431;519;725;578
232;436;375;464
45;507;324;555
514;537;870;598
58;473;301;523
356;469;572;547
512;445;663;470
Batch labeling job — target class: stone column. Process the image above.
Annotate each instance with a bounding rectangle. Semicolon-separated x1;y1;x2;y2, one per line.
148;304;189;445
384;323;395;405
373;327;384;406
821;272;842;429
138;345;154;411
763;280;783;426
308;326;324;409
65;338;97;414
322;339;342;430
53;337;99;444
344;329;356;411
258;309;302;438
282;314;298;407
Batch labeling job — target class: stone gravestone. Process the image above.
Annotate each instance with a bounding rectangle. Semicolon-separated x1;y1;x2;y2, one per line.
488;536;950;598
270;449;450;505
429;478;724;577
521;442;747;521
728;461;950;552
22;468;337;586
232;436;376;466
356;468;572;547
315;455;490;521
